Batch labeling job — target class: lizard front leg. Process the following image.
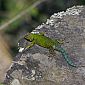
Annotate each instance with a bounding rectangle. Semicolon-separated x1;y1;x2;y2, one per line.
25;41;35;50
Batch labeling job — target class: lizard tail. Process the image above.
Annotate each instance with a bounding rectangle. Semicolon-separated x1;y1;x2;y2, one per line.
54;45;76;67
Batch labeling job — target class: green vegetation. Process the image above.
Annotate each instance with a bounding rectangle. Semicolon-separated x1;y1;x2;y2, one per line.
0;83;4;85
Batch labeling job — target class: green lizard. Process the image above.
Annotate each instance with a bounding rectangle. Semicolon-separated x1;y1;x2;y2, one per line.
23;32;76;67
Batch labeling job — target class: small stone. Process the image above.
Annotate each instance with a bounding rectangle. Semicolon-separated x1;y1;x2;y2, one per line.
32;70;35;75
11;79;20;85
31;77;35;80
19;47;24;52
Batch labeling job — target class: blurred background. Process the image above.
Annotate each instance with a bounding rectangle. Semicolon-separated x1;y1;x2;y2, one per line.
0;0;85;82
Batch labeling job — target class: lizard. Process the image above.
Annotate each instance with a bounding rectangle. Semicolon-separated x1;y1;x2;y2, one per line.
23;32;76;67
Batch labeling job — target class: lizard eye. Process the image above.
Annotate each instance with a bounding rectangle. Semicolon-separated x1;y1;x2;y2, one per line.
24;33;34;42
24;33;30;41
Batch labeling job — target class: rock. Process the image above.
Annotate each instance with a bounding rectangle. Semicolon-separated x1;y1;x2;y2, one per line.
4;5;85;85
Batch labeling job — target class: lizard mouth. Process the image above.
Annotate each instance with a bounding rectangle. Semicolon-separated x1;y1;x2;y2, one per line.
24;37;29;41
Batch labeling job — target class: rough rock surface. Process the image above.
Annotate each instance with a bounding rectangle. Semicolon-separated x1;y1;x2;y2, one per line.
4;6;85;85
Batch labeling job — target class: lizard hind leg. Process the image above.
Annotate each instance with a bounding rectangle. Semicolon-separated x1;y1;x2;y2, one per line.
55;39;64;44
48;49;56;60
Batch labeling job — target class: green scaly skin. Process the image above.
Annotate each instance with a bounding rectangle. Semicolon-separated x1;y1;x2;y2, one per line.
24;32;76;67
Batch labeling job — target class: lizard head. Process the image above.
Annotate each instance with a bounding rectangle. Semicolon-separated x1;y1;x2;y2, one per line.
24;32;34;42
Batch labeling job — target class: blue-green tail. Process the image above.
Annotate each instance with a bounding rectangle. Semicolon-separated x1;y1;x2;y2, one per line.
54;45;76;67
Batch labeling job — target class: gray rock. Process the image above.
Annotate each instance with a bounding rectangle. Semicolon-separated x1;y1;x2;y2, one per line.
4;5;85;85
